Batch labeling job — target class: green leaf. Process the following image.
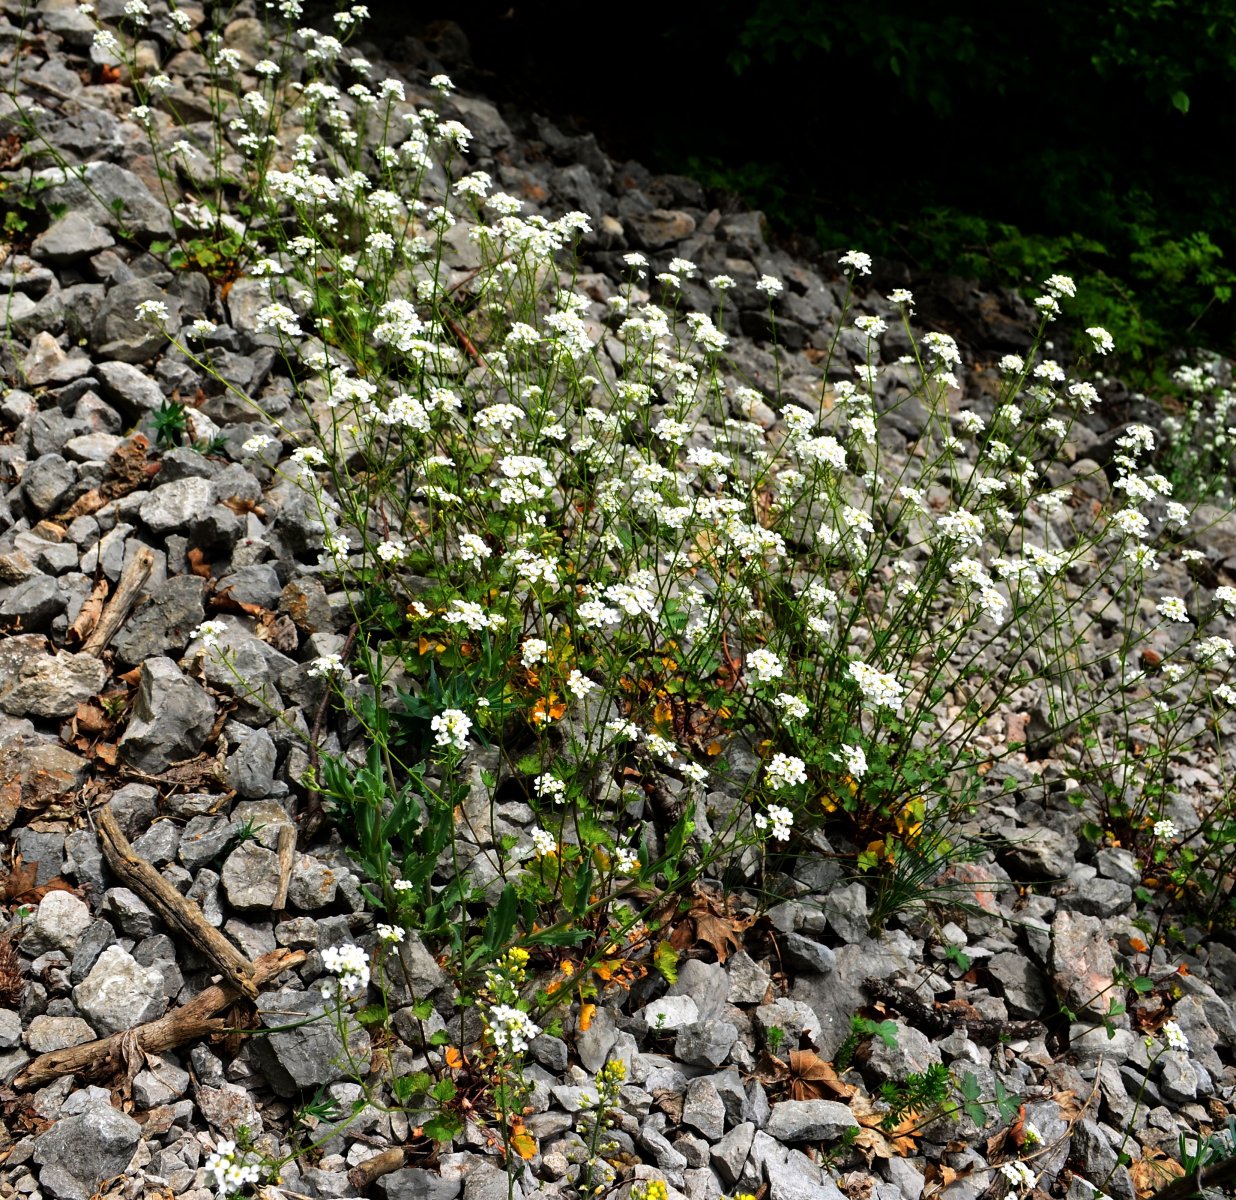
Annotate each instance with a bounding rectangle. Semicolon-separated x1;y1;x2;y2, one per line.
654;939;679;984
422;1112;463;1142
478;883;518;960
431;1078;457;1103
1171;90;1190;114
1131;976;1154;993
959;1071;986;1126
354;1004;389;1027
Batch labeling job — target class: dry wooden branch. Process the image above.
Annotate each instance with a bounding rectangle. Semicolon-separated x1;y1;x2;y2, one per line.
12;948;303;1090
272;822;296;910
95;802;260;999
347;1149;406;1190
66;576;109;646
80;545;155;656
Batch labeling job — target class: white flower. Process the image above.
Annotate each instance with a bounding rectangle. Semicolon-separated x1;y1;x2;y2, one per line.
1000;1161;1036;1190
376;924;405;944
998;354;1025;374
431;708;472;752
307;653;348;678
614;845;640;874
392;879;414;892
458;533;491;565
835;743;868;779
521;639;549;668
535;773;566;803
746;648;784;683
765;753;807;791
487;1004;540;1054
566;669;597;698
1157;596;1190;623
430;73;454;92
241;433;275;455
1043;273;1076;299
849;660;906;711
135;299;169;323
756;275;783;296
1215;585;1236;615
255;302;301;337
754;803;794;841
1086;326;1115;355
1161;1020;1189;1052
708;274;735;291
530;827;557;856
773;693;809;721
888;288;914;306
190;620;227;650
839;250;872;275
376;539;407;563
321;943;370;995
1153;819;1179;840
204;1140;262;1196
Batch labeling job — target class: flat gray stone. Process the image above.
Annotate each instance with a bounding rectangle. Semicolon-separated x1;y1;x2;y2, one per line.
32;211;115;262
765;1099;859;1142
21;890;92;956
139;476;215;534
72;944;167;1035
639;994;699;1030
118;656;215;773
32;1105;142;1200
24;1014;96;1053
249;989;371;1097
221;841;281;910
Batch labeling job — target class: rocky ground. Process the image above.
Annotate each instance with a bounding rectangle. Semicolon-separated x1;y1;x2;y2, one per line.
0;5;1235;1200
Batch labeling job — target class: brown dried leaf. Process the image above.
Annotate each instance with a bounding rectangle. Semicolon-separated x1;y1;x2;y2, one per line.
1131;1149;1185;1200
669;887;752;964
0;857;78;906
187;548;212;580
0;935;23;1006
256;610;298;653
788;1050;857;1101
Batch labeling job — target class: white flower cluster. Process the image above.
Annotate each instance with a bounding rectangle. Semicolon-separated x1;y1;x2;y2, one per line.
487;1003;541;1054
320;943;370;997
431;708;472;752
848;660;906;711
203;1140;262;1197
754;804;794;841
765;753;807;791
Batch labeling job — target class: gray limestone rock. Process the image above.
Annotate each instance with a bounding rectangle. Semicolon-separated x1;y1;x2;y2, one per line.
24;1015;97;1053
682;1077;727;1140
675;1020;739;1068
39;161;173;237
73;945;168;1035
21;890;92;956
32;1105;142;1200
987;951;1050;1019
1050;911;1116;1018
249;989;372;1097
95;359;165;414
225;727;278;799
21;453;75;515
118;656;215;772
765;1099;860;1143
32;211;115;262
139;476;215;534
669;958;730;1020
111;574;208;666
639;995;700;1031
221;841;281;910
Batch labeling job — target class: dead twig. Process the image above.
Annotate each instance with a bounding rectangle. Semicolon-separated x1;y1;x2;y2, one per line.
95;802;260;999
80;545;155;656
12;948;303;1090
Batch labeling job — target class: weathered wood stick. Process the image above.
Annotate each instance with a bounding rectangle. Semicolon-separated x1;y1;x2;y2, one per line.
80;544;155;656
13;948;303;1090
347;1149;406;1190
95;802;260;999
273;822;296;910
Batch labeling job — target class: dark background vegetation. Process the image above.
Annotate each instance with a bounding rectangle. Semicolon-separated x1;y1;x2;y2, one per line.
375;2;1236;376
